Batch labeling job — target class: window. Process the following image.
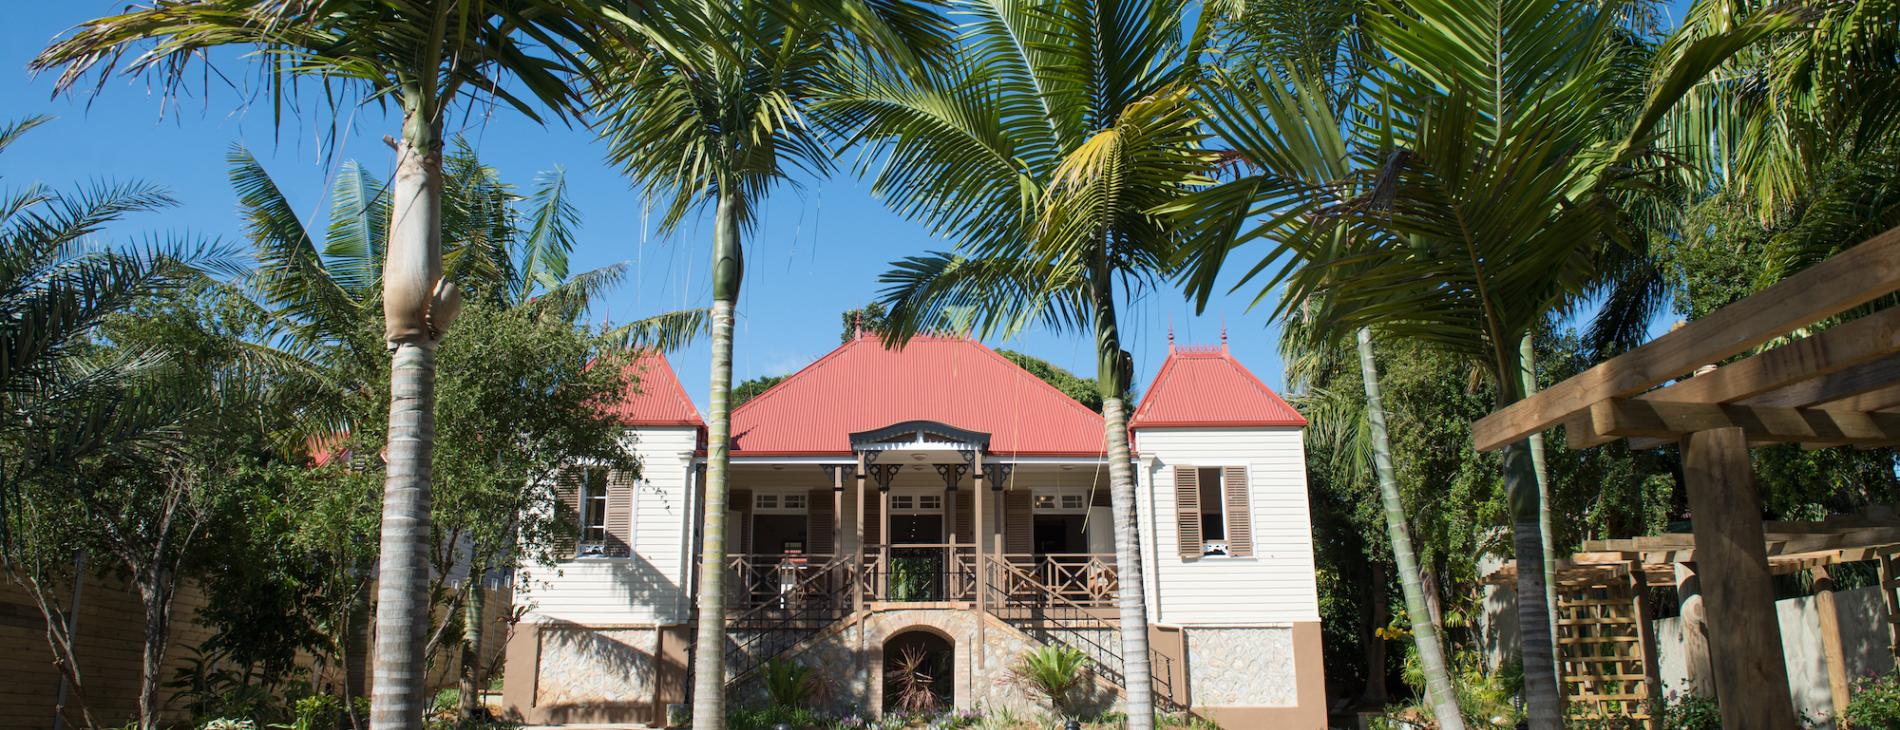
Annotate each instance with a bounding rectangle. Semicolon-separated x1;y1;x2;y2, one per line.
1197;467;1226;551
755;492;807;514
1033;489;1088;514
581;468;609;544
890;493;942;513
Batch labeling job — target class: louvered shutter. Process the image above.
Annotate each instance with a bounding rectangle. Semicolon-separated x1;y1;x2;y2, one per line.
1174;466;1202;560
606;471;635;556
555;469;582;559
1223;467;1253;558
954;491;974;544
730;489;753;554
1004;490;1034;561
807;489;835;556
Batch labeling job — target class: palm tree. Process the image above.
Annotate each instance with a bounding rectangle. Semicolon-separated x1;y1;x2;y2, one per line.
584;3;946;724
1177;2;1792;725
828;3;1225;725
34;6;612;725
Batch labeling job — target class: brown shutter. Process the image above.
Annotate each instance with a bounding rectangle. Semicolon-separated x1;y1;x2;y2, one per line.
555;469;582;559
955;491;974;544
863;494;881;545
1223;466;1253;558
730;489;752;555
1174;466;1201;560
606;470;635;556
1004;490;1034;560
807;489;835;556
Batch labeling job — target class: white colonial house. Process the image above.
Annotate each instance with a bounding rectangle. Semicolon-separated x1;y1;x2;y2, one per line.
501;333;1326;728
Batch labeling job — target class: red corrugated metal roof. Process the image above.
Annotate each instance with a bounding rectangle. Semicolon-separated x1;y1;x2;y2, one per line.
1130;345;1306;429
605;351;704;427
729;335;1106;456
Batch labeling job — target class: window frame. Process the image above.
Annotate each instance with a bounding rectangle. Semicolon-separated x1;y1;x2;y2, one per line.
1195;466;1230;557
1032;487;1090;515
580;468;610;546
754;490;809;514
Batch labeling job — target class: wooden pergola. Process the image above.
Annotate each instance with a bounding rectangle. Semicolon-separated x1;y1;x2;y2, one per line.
1471;225;1900;727
1482;512;1900;724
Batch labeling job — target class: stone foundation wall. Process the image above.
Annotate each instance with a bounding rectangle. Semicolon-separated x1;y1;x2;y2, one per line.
533;626;661;710
762;607;1113;717
1184;626;1298;707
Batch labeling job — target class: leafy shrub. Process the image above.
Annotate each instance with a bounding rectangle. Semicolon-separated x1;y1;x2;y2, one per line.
762;658;822;708
1660;693;1721;730
887;645;945;716
277;694;342;730
201;720;256;730
1845;670;1900;729
727;704;826;730
1005;644;1092;720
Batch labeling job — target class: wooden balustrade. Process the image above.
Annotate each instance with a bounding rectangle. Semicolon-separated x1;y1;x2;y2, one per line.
722;546;1117;609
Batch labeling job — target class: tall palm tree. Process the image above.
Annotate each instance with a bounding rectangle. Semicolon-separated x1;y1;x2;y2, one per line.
1209;62;1466;723
34;5;612;726
1177;1;1792;724
829;3;1224;725
586;3;946;724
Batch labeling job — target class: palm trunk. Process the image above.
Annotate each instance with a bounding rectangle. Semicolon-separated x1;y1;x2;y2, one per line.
1360;559;1388;707
691;192;743;730
1355;329;1465;729
1498;343;1561;729
1518;334;1557;652
371;104;445;730
458;573;484;726
1089;267;1156;730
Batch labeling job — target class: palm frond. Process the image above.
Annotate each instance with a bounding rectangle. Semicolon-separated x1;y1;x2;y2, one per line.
603;308;710;353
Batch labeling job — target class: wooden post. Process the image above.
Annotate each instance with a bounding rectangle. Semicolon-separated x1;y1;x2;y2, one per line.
854;452;866;614
973;451;987;666
1629;558;1663;728
1673;562;1714;699
1680;427;1796;728
1810;564;1852;721
1881;548;1900;658
880;479;892;598
832;465;846;559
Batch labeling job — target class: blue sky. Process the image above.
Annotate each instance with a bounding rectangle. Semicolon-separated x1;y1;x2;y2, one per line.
7;3;1691;414
5;4;1299;414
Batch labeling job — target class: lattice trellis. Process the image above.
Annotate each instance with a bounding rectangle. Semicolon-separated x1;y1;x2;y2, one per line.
1556;565;1662;728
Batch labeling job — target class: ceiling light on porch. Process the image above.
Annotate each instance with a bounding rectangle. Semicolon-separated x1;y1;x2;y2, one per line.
1061;464;1074;471
911;452;927;460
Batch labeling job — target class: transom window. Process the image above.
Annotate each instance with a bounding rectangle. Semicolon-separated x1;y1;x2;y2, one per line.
890;493;943;513
754;492;808;513
1033;490;1088;513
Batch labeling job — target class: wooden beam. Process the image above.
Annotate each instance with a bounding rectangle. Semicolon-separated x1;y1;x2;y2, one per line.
1820;380;1900;412
1472;224;1900;452
1590;398;1900;447
1675;563;1714;697
1647;306;1900;406
1741;351;1900;408
1681;427;1797;728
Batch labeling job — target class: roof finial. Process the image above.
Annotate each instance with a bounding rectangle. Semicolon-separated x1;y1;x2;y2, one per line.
1167;323;1175;352
853;312;864;340
1220;322;1229;351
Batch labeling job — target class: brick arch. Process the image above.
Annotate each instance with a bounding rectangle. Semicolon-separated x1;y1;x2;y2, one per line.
882;626;957;714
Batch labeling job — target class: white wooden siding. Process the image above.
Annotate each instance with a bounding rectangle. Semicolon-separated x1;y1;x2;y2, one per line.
1135;427;1320;625
518;426;699;625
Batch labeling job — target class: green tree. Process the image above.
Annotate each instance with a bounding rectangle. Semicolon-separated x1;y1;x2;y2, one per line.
997;350;1106;413
833;2;1226;722
34;5;615;725
585;4;947;723
1179;2;1790;723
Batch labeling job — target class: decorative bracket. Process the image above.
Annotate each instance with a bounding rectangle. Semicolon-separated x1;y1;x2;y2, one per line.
868;463;903;491
982;463;1013;490
933;463;968;491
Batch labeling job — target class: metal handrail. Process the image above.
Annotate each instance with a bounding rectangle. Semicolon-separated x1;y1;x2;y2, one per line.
719;556;855;685
982;556;1178;709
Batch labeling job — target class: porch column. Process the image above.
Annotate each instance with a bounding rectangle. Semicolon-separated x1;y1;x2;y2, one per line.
973;450;987;614
830;464;850;558
854;452;867;613
1680;427;1796;728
